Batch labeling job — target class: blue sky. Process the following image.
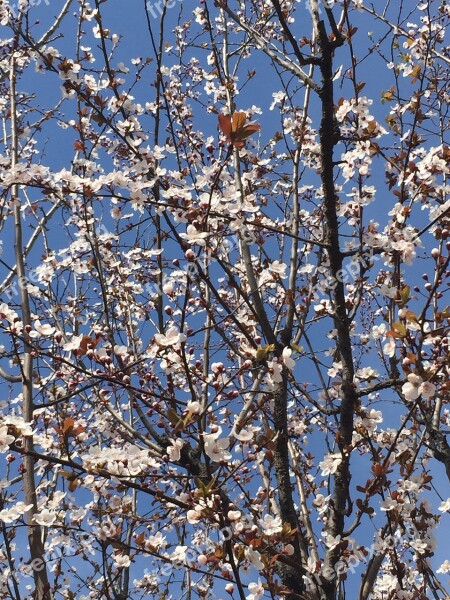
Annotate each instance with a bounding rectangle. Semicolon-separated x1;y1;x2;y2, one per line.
1;1;449;598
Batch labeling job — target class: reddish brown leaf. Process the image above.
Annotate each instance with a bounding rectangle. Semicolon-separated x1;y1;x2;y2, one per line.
235;123;261;141
218;111;261;148
68;478;79;492
63;417;75;434
218;113;232;138
231;111;247;133
75;335;100;357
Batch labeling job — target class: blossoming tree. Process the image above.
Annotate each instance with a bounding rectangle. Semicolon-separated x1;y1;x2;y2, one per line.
0;0;449;599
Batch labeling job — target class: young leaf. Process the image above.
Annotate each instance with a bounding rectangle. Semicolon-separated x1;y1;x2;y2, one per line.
218;111;261;148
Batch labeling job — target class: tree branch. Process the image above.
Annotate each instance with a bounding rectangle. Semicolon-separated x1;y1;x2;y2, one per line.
10;53;52;600
0;366;21;383
215;0;320;92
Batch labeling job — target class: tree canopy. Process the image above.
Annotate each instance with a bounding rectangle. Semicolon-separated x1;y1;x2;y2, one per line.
0;1;449;599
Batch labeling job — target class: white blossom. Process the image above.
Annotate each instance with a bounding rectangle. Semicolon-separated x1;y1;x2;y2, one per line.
33;320;56;336
282;347;296;370
246;578;264;600
180;224;209;246
438;498;450;512
402;374;422;401
33;509;58;527
154;326;186;347
319;453;342;476
113;553;131;568
0;426;15;453
437;560;450;574
167;438;184;462
260;514;283;535
246;547;264;570
203;428;231;462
